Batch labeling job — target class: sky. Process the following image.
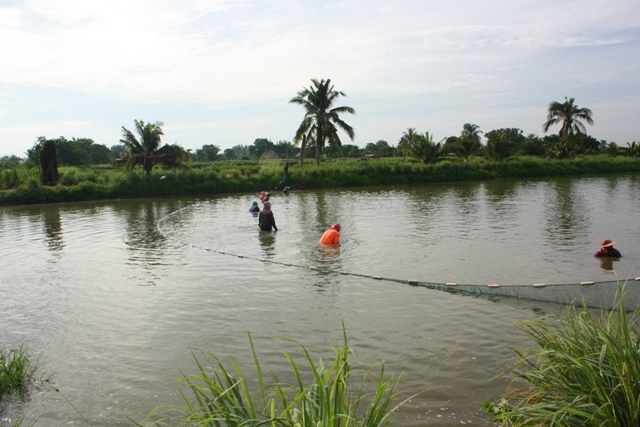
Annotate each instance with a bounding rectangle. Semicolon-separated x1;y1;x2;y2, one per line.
0;0;639;157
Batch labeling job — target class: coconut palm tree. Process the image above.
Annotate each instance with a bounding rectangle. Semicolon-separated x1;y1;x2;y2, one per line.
289;78;355;166
397;127;417;157
407;131;444;164
119;120;190;175
457;123;483;161
543;97;594;141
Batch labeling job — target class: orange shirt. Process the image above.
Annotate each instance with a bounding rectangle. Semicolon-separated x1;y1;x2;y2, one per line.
319;229;340;244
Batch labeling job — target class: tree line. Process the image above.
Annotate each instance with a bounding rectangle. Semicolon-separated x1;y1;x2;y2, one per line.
2;83;638;180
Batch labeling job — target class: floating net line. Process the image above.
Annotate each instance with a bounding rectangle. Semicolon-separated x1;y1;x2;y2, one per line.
157;206;640;310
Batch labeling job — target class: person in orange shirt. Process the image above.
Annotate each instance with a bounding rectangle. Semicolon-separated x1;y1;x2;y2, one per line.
319;223;340;244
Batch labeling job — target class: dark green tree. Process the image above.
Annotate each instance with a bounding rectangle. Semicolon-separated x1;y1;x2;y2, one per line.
249;138;275;158
407;131;444;164
39;139;60;185
290;78;355;166
543;97;594;141
89;144;112;165
397;128;417;157
119;120;190;175
195;144;220;161
110;144;125;160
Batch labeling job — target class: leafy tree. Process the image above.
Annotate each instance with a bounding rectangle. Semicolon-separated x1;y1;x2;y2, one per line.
110;144;125;160
341;144;363;158
56;137;92;166
274;140;298;158
89;144;112;165
407;131;444;164
223;148;236;160
119;120;190;175
39;139;60;185
543;97;594;141
522;134;545;156
0;155;23;168
290;78;355;166
195;144;220;162
249;138;276;158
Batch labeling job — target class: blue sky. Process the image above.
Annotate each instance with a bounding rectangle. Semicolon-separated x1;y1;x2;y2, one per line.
1;0;638;157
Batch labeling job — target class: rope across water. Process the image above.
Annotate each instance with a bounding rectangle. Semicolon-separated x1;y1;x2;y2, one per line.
156;204;640;309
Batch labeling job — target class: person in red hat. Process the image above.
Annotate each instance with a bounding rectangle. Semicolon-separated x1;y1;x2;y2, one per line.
319;223;341;244
594;239;621;257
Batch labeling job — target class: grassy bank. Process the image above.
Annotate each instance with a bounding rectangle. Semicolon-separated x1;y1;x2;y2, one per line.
2;156;640;205
484;285;640;426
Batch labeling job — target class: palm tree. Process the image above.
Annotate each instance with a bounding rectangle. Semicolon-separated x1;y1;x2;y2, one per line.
543;97;594;141
457;123;483;161
407;131;444;164
119;120;190;175
289;78;355;166
397;128;417;157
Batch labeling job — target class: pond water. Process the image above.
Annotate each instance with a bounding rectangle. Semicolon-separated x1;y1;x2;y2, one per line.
1;173;639;426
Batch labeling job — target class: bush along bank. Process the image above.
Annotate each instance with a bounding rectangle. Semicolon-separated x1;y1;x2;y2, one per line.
1;156;640;205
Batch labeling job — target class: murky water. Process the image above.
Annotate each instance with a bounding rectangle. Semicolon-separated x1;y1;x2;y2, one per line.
1;174;639;426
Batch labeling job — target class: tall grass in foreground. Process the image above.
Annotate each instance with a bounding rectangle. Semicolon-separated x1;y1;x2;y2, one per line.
0;344;38;399
137;327;416;427
484;284;640;426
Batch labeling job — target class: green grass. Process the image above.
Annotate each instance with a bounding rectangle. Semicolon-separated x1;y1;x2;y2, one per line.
1;156;640;205
137;325;418;427
0;344;38;400
483;283;640;426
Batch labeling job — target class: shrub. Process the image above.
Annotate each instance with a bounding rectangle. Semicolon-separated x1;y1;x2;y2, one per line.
484;284;640;426
0;344;38;399
137;326;415;427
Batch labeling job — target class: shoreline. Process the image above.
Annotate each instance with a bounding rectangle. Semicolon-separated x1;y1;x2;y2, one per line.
1;156;639;206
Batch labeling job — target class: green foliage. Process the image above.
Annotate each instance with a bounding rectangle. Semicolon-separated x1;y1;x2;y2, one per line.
1;157;640;205
137;326;413;427
484;131;515;161
290;78;356;166
0;344;38;399
119;120;191;175
407;131;444;164
543;97;594;141
484;285;640;426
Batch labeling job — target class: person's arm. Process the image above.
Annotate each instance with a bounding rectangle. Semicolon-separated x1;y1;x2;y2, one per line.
271;212;277;231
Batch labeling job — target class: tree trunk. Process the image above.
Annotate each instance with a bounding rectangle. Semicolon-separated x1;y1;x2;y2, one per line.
299;135;306;172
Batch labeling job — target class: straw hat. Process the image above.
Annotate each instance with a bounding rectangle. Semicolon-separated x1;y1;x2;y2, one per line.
601;239;616;248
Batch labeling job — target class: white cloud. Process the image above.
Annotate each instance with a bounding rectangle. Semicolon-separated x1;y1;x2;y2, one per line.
0;0;638;155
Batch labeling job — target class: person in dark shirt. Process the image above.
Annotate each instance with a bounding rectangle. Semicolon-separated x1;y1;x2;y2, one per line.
258;201;277;231
594;238;621;257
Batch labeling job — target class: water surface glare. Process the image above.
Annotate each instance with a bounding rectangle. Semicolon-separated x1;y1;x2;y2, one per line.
1;174;639;426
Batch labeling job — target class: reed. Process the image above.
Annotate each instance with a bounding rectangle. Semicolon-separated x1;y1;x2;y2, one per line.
137;326;415;427
484;284;640;426
0;344;38;399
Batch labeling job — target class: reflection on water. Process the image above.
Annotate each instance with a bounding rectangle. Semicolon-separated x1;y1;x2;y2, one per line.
0;174;639;427
42;207;65;253
598;257;620;271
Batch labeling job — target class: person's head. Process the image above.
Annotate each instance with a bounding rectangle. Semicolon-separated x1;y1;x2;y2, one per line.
331;223;341;232
262;201;272;213
264;193;271;201
601;238;616;248
252;201;258;208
